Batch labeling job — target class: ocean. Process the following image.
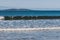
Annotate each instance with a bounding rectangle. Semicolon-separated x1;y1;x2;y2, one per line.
0;11;60;40
0;29;60;40
0;19;60;40
0;11;60;16
0;19;60;28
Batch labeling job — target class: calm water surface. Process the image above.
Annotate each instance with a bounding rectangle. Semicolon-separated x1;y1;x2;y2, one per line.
0;30;60;40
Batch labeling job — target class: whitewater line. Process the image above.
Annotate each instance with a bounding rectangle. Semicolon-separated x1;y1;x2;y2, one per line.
0;27;60;32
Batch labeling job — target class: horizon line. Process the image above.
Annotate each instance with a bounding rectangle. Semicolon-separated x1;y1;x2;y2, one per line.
1;8;60;10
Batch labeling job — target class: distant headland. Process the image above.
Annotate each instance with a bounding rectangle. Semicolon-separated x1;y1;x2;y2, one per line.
0;9;33;11
0;8;60;11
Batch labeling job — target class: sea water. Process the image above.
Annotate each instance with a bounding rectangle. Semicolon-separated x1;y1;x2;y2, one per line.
0;11;60;40
0;11;60;16
0;19;60;40
0;19;60;28
0;30;60;40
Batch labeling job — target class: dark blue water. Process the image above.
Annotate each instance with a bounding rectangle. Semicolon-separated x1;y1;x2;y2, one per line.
0;11;60;16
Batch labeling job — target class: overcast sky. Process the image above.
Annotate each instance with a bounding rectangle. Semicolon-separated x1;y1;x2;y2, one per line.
0;0;60;10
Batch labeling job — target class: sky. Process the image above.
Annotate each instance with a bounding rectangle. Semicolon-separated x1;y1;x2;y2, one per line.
0;0;60;10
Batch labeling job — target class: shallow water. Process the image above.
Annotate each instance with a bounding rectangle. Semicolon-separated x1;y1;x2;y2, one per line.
0;19;60;28
0;19;60;40
0;30;60;40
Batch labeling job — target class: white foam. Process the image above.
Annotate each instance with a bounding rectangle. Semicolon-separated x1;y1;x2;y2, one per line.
0;27;60;32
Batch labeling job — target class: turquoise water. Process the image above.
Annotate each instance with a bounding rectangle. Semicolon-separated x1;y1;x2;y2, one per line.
0;11;60;16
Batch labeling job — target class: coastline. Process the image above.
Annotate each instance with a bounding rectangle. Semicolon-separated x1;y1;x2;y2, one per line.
0;27;60;32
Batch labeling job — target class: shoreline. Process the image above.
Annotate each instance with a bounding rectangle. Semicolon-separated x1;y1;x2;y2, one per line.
0;27;60;32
